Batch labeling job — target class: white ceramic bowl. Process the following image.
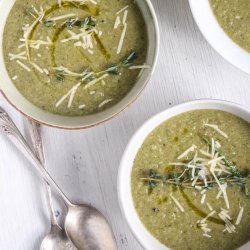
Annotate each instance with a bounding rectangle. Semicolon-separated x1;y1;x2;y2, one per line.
118;99;250;250
0;0;159;129
189;0;250;74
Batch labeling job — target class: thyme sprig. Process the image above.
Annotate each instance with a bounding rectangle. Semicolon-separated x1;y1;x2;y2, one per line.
142;169;250;196
52;51;137;82
141;137;250;197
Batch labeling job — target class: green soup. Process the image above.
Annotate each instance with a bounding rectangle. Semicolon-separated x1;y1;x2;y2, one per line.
131;110;250;250
210;0;250;52
3;0;148;116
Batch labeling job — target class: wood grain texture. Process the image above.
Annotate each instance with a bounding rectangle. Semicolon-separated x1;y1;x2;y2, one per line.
0;0;250;249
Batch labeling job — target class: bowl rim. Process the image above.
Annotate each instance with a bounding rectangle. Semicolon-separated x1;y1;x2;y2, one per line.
0;0;160;130
117;99;250;250
189;0;250;75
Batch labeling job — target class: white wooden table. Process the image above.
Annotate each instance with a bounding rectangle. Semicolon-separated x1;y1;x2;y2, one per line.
0;0;250;249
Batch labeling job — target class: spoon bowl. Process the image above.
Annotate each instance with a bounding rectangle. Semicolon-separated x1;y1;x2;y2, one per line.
40;225;76;250
65;205;117;250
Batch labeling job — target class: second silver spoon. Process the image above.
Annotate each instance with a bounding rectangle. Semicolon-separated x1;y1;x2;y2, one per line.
28;120;76;250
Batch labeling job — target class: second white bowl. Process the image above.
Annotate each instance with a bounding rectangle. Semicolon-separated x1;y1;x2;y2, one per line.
118;99;250;250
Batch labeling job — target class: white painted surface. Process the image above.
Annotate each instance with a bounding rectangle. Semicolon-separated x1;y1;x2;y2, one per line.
0;0;249;250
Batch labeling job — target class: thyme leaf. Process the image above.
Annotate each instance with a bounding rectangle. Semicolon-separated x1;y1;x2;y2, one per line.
105;51;137;75
55;70;65;82
81;16;96;29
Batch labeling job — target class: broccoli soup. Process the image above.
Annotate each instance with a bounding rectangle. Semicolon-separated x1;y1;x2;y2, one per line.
131;110;250;250
210;0;250;52
3;0;148;116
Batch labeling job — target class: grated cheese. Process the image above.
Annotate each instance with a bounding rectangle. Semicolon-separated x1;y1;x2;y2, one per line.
56;82;81;108
98;99;113;108
203;233;212;238
16;60;31;72
68;84;80;108
22;6;45;59
84;74;109;89
116;10;128;54
43;68;49;75
122;10;128;24
201;194;206;204
114;16;121;29
218;209;235;233
206;203;213;211
177;144;197;160
235;207;244;226
9;51;27;61
170;194;185;212
200;210;216;224
129;65;151;70
204;123;228;139
30;62;43;73
116;5;129;15
12;75;18;80
79;104;86;109
47;13;76;21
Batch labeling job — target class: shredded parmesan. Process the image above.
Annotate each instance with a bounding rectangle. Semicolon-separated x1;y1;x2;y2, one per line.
12;75;18;80
203;233;212;238
114;16;121;29
116;5;129;15
201;194;206;204
235;207;244;225
178;144;197;160
47;13;76;21
98;99;113;108
68;84;80;108
30;62;43;73
200;210;216;224
129;65;151;70
206;203;213;211
116;10;128;54
43;68;49;75
170;194;185;212
218;209;235;233
84;74;109;89
79;104;86;109
204;124;228;138
16;60;31;72
56;82;81;108
9;51;27;61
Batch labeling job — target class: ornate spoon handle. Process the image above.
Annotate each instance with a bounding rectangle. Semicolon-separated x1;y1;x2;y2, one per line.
0;108;72;207
28;120;59;226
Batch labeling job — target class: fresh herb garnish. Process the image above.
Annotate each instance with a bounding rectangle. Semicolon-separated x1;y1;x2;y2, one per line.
106;51;137;75
55;70;65;82
43;20;55;28
141;137;250;198
81;16;96;29
51;51;138;82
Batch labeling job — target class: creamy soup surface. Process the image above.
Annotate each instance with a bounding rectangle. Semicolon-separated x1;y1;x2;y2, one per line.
210;0;250;52
132;110;250;250
3;0;148;116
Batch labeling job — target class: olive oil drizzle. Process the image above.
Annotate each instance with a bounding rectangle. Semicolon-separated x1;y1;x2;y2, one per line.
27;2;101;66
179;188;224;225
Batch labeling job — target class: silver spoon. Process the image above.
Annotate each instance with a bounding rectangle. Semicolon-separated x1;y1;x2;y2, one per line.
28;120;77;250
0;108;117;250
